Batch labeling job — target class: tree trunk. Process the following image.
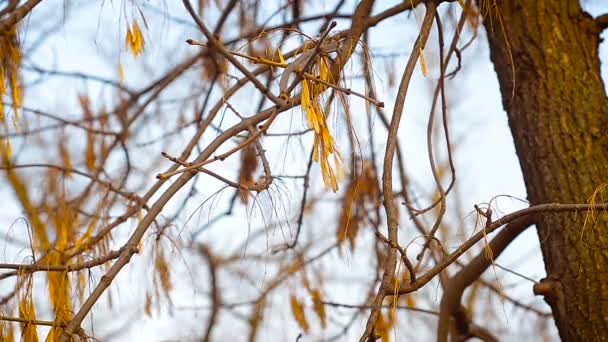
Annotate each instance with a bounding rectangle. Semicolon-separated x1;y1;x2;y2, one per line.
483;1;608;340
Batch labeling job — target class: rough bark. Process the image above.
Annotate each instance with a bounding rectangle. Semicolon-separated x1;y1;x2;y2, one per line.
483;1;608;340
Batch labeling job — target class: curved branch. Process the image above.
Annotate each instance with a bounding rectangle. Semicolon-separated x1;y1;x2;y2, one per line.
0;0;42;32
597;13;608;31
198;245;220;342
360;2;437;341
395;202;608;296
0;249;122;280
437;216;535;342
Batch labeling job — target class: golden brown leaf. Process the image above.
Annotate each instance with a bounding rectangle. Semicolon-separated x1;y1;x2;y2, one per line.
125;20;145;57
0;24;22;121
78;95;96;171
59;140;72;176
155;248;173;294
19;293;38;342
290;295;310;333
337;160;379;249
309;289;326;328
238;142;258;203
375;311;389;342
0;320;14;342
419;47;427;77
118;62;125;82
144;292;153;317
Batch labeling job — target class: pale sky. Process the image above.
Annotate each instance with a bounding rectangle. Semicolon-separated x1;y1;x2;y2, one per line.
1;0;607;341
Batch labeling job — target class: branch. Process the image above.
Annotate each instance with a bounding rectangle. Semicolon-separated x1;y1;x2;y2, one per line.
182;0;285;106
597;13;608;31
322;300;438;316
0;163;143;205
0;315;63;328
360;2;437;341
437;216;534;342
0;249;122;280
58;97;300;341
198;245;220;342
395;201;608;295
0;0;42;32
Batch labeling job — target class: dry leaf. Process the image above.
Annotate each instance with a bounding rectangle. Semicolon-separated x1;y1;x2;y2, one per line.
238;142;258;203
290;295;310;333
310;289;326;328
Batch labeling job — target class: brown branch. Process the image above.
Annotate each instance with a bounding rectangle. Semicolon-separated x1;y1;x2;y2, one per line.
0;249;121;280
597;13;608;31
413;4;467;263
51;1;459;339
182;0;285;106
322;300;438;316
213;0;238;36
58;96;301;341
0;0;19;18
360;2;437;341
375;231;416;284
281;147;314;250
394;202;608;296
0;0;42;32
22;64;134;95
64;45;281;259
198;245;220;342
302;71;384;107
0;315;64;327
437;215;534;342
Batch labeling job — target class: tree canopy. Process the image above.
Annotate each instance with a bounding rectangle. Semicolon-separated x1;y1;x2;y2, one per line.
0;1;607;341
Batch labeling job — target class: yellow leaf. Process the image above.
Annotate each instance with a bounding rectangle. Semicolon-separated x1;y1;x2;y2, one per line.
309;289;326;328
320;156;331;190
333;153;343;182
321;127;332;155
47;255;72;325
19;295;38;342
419;47;427;77
0;321;14;342
155;250;172;294
78;270;86;303
144;292;152;317
406;294;416;308
290;295;310;333
10;72;20;118
312;135;319;162
86;138;95;171
126;20;145;57
376;312;389;342
0;65;5;94
319;58;328;80
4;138;11;160
76;218;96;248
301;79;310;113
118;62;125;82
59;141;73;176
277;47;286;64
0;66;4;121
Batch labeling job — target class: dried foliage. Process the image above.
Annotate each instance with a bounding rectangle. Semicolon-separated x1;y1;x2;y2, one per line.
337;159;379;249
238;141;258;203
0;0;605;341
0;23;20;121
289;294;309;333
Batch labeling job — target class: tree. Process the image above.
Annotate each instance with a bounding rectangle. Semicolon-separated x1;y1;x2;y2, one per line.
0;0;606;341
483;1;608;340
